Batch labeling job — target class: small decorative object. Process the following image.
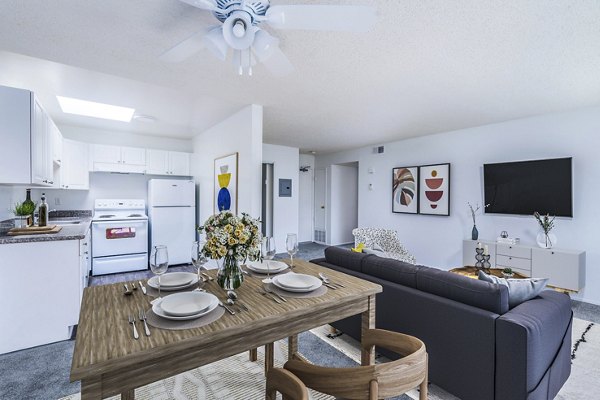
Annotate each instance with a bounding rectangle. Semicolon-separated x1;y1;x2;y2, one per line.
502;268;514;279
419;163;450;216
214;153;239;214
534;212;556;249
198;211;261;296
483;254;492;269
475;246;485;269
392;166;419;214
501;231;509;239
467;202;490;240
12;200;36;229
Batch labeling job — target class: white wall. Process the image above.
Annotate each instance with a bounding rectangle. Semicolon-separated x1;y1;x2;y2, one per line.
192;105;263;225
59;125;192;152
316;106;600;305
328;164;358;245
298;154;315;242
263;144;300;251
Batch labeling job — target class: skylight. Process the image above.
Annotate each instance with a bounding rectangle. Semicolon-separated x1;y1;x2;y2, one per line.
56;96;135;122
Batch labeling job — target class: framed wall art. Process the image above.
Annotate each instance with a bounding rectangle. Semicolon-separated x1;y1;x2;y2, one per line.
392;166;419;214
419;163;451;216
214;152;238;214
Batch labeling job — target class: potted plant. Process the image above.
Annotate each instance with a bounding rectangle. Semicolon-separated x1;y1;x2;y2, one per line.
198;211;262;296
13;201;36;229
502;267;514;279
534;212;556;249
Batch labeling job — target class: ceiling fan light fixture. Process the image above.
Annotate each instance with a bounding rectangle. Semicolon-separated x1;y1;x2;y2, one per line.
253;29;279;61
223;11;255;50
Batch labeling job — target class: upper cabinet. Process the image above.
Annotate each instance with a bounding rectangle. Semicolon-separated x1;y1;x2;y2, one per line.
146;149;190;176
0;86;57;187
61;140;89;190
91;144;146;173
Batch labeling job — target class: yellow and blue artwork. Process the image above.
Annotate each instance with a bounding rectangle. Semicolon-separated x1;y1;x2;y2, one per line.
214;153;238;214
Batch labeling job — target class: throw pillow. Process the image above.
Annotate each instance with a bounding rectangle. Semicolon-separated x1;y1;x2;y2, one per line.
351;242;366;253
478;271;549;308
363;247;389;258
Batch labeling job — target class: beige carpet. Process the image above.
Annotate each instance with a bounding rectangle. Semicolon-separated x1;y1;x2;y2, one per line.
61;319;597;400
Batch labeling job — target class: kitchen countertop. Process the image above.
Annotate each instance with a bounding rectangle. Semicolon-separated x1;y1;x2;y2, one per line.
0;217;92;245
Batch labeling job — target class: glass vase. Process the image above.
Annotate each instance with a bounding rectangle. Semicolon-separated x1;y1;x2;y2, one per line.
471;225;479;240
217;255;244;295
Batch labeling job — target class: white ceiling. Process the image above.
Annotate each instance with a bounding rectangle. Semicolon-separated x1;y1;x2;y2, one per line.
0;0;599;153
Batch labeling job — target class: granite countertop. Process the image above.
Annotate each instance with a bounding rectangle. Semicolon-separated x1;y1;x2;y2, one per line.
0;211;93;245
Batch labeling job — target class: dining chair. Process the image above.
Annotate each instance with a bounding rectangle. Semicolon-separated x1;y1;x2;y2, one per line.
266;367;309;400
279;329;428;400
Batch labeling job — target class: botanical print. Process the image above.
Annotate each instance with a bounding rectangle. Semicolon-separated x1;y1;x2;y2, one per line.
392;166;419;214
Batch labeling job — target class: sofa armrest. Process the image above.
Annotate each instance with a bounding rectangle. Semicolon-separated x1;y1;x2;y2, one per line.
495;290;572;400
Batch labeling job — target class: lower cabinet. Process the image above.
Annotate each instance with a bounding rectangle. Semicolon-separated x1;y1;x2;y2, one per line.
0;237;88;354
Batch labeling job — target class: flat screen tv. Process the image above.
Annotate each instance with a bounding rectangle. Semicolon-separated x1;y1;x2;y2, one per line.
483;157;573;217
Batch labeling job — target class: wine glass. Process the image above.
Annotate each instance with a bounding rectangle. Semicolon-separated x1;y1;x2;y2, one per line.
150;245;169;298
191;241;208;289
286;233;299;268
261;237;276;283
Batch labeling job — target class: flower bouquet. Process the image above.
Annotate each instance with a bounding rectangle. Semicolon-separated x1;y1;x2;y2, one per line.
198;211;262;293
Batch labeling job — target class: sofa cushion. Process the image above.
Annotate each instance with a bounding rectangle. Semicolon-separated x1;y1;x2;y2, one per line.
361;255;423;288
416;267;509;314
324;246;371;273
478;271;549;308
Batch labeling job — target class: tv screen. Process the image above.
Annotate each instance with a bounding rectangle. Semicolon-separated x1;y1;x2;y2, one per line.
484;158;573;217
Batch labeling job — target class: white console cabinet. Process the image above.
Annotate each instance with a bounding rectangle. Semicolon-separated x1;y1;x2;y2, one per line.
463;239;586;291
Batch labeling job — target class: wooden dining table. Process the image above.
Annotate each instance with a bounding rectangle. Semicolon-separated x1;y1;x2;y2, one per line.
70;259;383;399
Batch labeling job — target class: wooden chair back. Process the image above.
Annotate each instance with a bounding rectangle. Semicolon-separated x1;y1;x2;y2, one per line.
283;329;428;400
266;368;309;400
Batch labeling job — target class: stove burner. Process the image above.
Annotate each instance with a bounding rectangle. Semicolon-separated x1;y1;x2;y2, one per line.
128;214;143;218
98;214;116;218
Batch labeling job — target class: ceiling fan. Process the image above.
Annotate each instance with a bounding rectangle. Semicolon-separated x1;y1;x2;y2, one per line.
161;0;377;76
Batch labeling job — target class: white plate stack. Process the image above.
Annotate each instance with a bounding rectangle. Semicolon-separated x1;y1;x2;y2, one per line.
246;260;288;274
152;292;219;321
272;273;322;293
148;272;199;291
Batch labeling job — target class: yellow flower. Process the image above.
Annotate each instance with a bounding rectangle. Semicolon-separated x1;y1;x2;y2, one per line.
234;229;243;237
239;236;248;244
224;224;233;233
218;246;227;257
228;237;238;246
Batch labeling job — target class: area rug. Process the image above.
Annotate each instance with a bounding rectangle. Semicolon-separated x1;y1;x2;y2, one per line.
59;319;597;400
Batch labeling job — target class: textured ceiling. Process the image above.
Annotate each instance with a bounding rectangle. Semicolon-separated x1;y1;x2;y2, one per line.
0;0;599;153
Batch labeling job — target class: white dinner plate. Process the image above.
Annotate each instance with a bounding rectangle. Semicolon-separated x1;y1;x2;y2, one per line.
156;272;194;287
148;273;199;291
275;273;321;289
272;274;322;293
159;292;216;317
246;260;288;273
152;294;219;321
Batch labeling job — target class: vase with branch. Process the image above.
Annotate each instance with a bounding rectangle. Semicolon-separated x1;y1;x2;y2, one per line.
534;212;556;249
468;202;489;240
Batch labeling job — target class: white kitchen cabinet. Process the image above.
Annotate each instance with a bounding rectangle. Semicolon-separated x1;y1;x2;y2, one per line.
91;144;146;173
169;151;191;176
79;229;91;302
0;239;82;354
0;86;55;186
52;123;63;165
61;140;90;190
146;149;190;176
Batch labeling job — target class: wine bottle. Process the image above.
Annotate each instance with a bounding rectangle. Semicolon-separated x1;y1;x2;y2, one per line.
24;189;35;227
39;193;48;227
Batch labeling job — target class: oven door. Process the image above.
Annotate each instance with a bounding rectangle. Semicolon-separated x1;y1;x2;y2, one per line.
92;219;148;258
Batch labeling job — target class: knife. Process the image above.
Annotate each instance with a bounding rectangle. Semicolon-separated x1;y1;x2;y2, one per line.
138;280;147;295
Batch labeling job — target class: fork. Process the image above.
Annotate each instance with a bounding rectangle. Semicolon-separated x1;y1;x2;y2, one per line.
139;309;151;336
128;315;139;340
264;285;287;302
319;273;345;288
259;289;282;304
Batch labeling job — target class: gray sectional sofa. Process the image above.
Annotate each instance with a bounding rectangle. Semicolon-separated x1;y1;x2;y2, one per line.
311;247;573;400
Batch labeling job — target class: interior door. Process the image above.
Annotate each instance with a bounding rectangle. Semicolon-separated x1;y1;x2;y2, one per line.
314;168;327;242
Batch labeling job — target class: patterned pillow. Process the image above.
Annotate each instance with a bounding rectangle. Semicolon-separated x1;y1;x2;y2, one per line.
478;271;549;308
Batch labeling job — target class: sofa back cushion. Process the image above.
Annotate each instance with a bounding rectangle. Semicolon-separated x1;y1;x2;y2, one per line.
361;255;423;288
324;246;371;273
416;268;509;314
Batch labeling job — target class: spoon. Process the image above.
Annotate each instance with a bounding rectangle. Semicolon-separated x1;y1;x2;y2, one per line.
319;273;345;288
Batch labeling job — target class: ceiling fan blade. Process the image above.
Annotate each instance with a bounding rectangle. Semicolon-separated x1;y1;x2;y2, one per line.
260;44;294;77
177;0;220;12
160;29;208;63
266;5;376;32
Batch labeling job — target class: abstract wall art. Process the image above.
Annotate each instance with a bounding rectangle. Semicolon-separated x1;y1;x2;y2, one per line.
214;153;238;214
419;163;450;216
392;166;419;214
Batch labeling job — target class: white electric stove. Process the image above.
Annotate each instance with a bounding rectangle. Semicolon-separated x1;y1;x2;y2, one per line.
91;199;149;276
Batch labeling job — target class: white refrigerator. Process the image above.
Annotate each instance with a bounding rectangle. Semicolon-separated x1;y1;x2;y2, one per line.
148;179;196;266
